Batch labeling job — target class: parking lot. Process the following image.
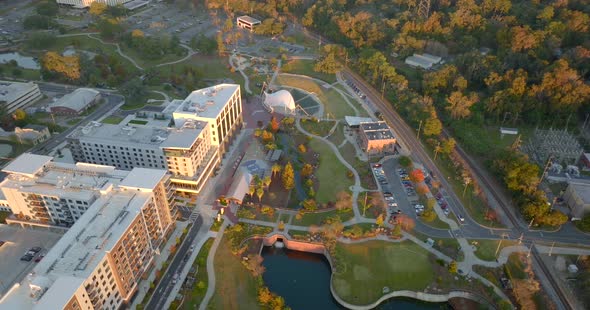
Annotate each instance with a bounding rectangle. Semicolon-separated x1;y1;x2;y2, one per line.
0;225;63;295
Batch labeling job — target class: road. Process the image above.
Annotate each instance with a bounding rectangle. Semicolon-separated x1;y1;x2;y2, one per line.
146;216;203;310
342;69;576;309
28;83;124;155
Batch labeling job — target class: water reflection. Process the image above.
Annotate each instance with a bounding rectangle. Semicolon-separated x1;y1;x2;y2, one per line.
0;52;40;69
261;246;448;310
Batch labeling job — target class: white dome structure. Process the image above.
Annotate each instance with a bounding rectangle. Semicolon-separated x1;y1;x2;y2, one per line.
263;90;296;115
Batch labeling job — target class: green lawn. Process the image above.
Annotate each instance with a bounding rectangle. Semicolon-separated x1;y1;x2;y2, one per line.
281;59;337;83
277;75;355;119
101;116;123;125
332;84;371;118
309;139;354;204
300;120;336;137
0;64;41;80
177;238;214;309
418;215;450;230
327;123;346;146
332;241;434;305
471;239;518;262
158;56;245;91
211;236;260;309
293;208;354;226
340;143;376;190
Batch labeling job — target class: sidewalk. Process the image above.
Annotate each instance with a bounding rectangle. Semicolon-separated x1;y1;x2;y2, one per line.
130;221;190;309
162;221;216;309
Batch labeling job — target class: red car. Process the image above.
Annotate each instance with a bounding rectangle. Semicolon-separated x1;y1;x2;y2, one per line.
34;254;45;263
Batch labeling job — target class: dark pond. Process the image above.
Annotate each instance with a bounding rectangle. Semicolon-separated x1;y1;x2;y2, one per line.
261;246;451;310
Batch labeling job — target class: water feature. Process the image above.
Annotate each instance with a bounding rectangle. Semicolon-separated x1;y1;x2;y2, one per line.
261;246;449;310
0;52;40;70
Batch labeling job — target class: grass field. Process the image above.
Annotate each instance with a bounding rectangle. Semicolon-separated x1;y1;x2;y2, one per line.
179;238;214;309
332;241;434;305
211;236;259;309
101;116;123;124
293;208;354;226
281;59;337;83
309;138;354;204
277;75;355;119
66;118;82;126
471;239;518;262
300;120;336;137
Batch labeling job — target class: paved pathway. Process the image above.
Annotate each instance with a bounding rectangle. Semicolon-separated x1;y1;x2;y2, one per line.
229;54;253;94
199;220;229;310
156;44;197;67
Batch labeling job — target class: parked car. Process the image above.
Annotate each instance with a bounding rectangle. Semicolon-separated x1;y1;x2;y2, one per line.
383;192;393;197
34;254;45;263
458;215;465;223
31;247;42;253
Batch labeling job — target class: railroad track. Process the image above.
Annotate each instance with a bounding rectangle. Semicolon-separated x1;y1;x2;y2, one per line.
341;68;574;310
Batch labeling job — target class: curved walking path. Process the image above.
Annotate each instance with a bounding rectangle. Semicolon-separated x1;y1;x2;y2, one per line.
151;90;170;102
296;118;363;220
199;220;229;310
87;34;144;71
228;54;253;94
155;44;197;67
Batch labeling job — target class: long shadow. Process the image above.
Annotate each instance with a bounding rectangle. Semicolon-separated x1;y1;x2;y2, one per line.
278;132;307;205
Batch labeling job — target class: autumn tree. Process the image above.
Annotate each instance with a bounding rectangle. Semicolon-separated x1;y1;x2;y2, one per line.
530;59;590;114
269;116;280;133
271;163;282;176
409;169;425;183
282;162;295;190
448;261;458;273
301;163;314;178
445;91;478;120
89;2;108;16
42;52;81;81
440;138;456;155
423;116;442;137
298;144;307;153
314;44;344;74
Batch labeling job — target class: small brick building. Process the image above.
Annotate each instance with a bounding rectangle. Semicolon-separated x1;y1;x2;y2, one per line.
49;88;101;116
358;121;396;157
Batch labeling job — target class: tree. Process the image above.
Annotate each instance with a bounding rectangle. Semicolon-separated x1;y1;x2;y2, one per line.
263;176;272;189
448;261;458;273
409;169;425;183
89;2;108;16
282;162;295;190
398;156;412;168
256;186;264;202
270;116;280;133
314;53;342;74
376;213;385;227
422;116;442;137
440;138;456;155
298;143;307;153
98;18;124;39
121;78;147;103
42;52;81;81
392;224;402;238
26;32;56;49
23;15;54;30
271;163;282;176
261;130;274;143
244;254;265;276
301;163;313;178
131;29;145;38
421;209;437;222
36;1;58;16
13;109;26;121
445;91;478;120
216;32;226;56
302;199;317;212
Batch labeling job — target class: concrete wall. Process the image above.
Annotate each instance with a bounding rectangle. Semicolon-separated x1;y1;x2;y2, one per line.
263;233;498;310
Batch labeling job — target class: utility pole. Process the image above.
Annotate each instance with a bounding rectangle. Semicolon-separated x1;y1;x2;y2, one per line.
363;192;368;217
549;241;555;257
417;120;423;140
417;0;431;19
495;234;506;260
434;141;441;160
527;241;534;258
518;233;524;244
381;81;386;100
539;155;553;185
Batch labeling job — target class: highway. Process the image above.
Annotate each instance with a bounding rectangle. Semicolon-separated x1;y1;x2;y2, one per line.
146;215;203;310
28;83;124;155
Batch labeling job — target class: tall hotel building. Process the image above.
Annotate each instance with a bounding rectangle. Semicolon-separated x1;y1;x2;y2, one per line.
66;84;243;196
0;154;175;309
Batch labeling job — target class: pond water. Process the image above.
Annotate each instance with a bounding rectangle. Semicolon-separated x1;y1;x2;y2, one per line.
0;52;40;70
261;246;449;310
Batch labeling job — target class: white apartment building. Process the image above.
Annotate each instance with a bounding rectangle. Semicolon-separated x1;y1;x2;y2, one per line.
0;153;175;228
57;0;129;8
0;81;42;114
67;84;243;196
0;191;10;212
172;84;243;156
0;162;175;310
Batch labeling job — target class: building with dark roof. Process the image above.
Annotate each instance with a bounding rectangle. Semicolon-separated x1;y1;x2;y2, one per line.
358;121;396;157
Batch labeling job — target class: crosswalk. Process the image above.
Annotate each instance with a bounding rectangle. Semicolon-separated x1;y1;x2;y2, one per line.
189;209;200;223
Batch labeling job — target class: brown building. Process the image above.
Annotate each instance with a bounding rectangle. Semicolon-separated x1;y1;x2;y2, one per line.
358;121;396;157
49;88;101;116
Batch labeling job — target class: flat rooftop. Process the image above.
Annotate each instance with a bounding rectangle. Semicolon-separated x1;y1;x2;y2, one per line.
1;160;129;200
569;181;590;204
360;122;395;141
0;190;152;308
2;153;53;177
237;15;261;24
0;80;38;103
68;121;203;149
174;84;240;119
119;167;167;191
50;88;99;113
